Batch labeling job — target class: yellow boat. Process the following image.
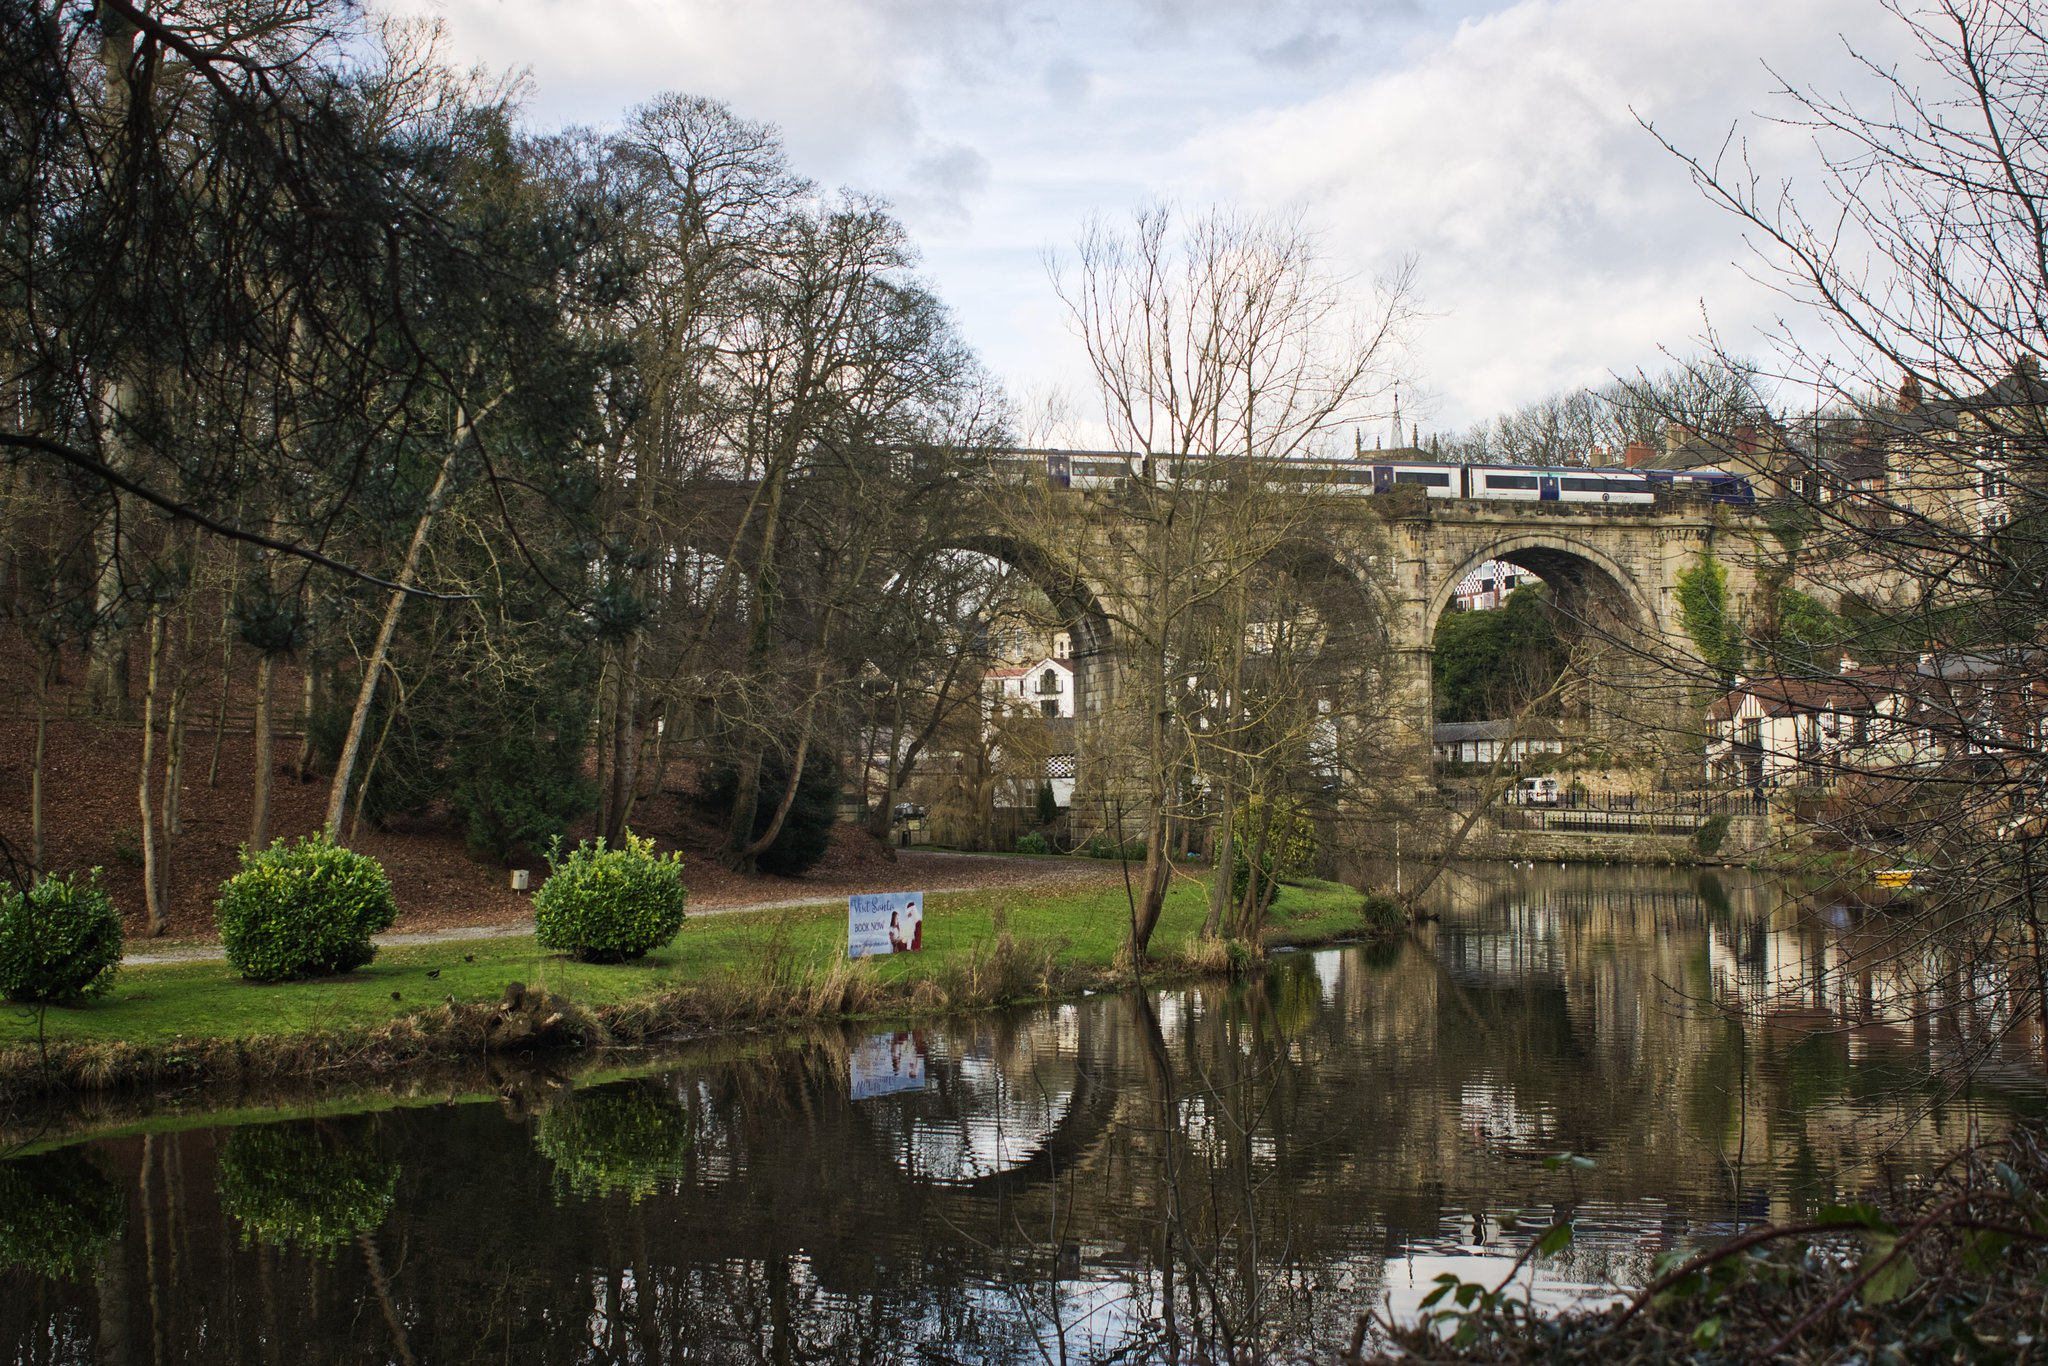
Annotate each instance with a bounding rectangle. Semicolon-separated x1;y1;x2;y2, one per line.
1874;869;1917;889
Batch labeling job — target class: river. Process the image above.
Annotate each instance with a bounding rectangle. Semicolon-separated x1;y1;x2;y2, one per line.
2;862;2041;1363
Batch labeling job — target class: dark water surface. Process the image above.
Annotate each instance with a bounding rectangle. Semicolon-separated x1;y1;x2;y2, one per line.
3;862;2043;1363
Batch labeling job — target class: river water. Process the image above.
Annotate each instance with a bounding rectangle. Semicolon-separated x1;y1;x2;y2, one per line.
3;862;2043;1363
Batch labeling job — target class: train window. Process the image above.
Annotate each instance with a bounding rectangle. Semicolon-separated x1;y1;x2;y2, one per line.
1560;477;1633;493
1394;471;1451;487
1485;474;1539;490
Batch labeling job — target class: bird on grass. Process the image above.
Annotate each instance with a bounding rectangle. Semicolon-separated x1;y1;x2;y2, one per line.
426;969;441;979
464;954;475;963
390;991;401;1001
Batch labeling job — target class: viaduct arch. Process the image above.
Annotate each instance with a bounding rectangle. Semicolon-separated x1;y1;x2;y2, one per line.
979;497;1761;799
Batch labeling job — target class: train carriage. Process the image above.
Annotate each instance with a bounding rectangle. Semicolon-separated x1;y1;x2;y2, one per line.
1466;465;1654;504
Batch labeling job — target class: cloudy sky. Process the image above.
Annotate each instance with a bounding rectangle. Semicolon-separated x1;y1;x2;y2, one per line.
383;0;1912;437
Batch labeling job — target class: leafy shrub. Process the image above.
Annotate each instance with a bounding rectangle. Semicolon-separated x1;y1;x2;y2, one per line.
536;1082;692;1203
215;831;398;982
1361;891;1406;935
0;870;123;1004
217;1119;398;1254
1083;834;1145;860
1015;831;1053;855
453;727;596;863
1034;781;1059;825
533;833;687;962
0;1149;125;1280
1694;813;1733;857
695;749;841;876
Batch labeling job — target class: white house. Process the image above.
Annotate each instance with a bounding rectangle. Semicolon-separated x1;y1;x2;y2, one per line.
1431;718;1565;766
986;656;1074;719
1706;653;2048;789
983;656;1077;806
1449;560;1528;613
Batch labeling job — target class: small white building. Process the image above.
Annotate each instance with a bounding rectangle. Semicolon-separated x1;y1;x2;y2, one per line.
983;657;1077;806
1431;718;1565;766
1449;560;1528;613
986;657;1074;719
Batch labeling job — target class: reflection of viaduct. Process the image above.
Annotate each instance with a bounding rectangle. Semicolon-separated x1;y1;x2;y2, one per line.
32;876;2029;1366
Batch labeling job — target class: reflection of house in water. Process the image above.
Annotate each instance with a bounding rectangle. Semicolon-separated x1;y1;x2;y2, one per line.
1704;895;2038;1082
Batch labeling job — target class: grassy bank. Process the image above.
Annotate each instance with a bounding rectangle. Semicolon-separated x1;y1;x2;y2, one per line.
0;873;1381;1097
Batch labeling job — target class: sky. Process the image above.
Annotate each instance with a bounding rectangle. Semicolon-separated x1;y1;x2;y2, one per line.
380;0;1914;439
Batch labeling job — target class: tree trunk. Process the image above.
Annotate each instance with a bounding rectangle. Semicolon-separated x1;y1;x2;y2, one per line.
350;662;404;839
162;607;191;838
723;465;790;867
1129;690;1174;961
325;429;464;835
207;633;232;788
249;652;276;850
1205;778;1235;939
30;646;51;875
293;661;317;782
603;630;643;846
138;606;166;935
156;615;189;914
721;748;766;871
592;647;614;837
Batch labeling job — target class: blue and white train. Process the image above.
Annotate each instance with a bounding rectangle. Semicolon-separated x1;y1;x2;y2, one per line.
1036;453;1755;505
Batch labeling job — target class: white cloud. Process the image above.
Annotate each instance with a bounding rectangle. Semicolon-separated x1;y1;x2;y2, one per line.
376;0;1916;435
1203;0;1907;426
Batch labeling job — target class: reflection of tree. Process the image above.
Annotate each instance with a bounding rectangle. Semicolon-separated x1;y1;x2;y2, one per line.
4;871;2025;1362
217;1119;398;1254
536;1082;692;1204
0;1148;124;1281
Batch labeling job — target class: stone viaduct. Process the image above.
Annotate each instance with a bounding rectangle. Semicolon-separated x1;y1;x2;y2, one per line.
959;485;1767;771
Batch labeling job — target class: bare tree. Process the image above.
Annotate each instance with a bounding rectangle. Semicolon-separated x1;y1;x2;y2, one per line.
1644;0;2048;1073
1039;205;1413;961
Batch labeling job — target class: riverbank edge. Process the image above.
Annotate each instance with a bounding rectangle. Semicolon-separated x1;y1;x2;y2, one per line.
0;912;1392;1108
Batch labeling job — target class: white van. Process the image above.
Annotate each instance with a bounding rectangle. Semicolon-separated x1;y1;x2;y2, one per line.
1508;776;1561;806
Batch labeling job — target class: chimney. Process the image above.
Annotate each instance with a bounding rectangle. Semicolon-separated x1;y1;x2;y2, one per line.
1623;440;1655;468
1666;421;1693;452
1589;443;1614;467
1733;423;1758;457
1897;373;1922;412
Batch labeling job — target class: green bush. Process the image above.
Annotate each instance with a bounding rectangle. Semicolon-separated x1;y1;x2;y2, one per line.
0;1149;125;1280
536;1082;692;1203
1694;813;1733;857
0;870;123;1004
695;749;841;876
1035;781;1059;826
1083;834;1145;860
217;1119;398;1254
533;833;686;963
1015;831;1053;855
1360;891;1406;936
215;831;398;982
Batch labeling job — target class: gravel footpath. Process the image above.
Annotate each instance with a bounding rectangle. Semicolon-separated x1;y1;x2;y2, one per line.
121;851;1121;965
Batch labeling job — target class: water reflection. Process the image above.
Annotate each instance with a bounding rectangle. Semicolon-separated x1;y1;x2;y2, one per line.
1;863;2040;1362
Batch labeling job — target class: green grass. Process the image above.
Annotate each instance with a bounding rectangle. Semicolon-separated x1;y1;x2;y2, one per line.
1;875;1370;1051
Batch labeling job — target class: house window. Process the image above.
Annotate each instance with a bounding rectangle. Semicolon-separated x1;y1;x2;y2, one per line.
1041;698;1058;718
1038;669;1059;695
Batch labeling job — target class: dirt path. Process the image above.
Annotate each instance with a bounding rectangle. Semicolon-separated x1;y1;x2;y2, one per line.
121;851;1120;965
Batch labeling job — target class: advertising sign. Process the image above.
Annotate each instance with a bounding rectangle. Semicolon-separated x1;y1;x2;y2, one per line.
849;1029;926;1099
848;891;923;958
